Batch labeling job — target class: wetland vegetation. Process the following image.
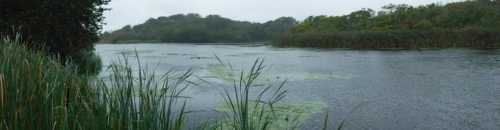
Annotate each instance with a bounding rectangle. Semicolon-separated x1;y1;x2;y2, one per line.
274;0;500;49
1;0;500;129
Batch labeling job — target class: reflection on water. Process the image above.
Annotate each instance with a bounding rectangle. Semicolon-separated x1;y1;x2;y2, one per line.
96;43;500;130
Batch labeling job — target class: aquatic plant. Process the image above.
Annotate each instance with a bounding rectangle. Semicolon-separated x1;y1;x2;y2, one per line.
90;52;192;130
215;59;289;130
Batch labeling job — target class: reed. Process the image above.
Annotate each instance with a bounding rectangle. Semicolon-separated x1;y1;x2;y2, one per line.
201;58;289;130
0;73;4;109
0;36;93;130
0;37;191;130
89;52;191;130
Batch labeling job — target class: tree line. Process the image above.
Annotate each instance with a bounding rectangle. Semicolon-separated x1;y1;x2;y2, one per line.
273;0;500;49
1;0;108;74
100;14;297;43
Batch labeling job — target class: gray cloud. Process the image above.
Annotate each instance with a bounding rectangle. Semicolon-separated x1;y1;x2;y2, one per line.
103;0;462;31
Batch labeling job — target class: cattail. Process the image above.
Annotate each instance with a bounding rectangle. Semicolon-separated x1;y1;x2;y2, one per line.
0;74;4;107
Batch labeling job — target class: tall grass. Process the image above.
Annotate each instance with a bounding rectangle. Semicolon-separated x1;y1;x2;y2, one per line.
91;53;191;130
0;36;94;130
215;59;288;130
0;37;190;130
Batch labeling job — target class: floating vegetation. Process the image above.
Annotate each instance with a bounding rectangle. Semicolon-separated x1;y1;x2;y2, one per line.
215;101;328;130
162;53;196;56
164;53;180;56
303;72;353;80
203;57;329;130
190;56;213;60
207;61;353;83
207;64;235;82
242;52;264;56
299;55;319;58
115;49;154;55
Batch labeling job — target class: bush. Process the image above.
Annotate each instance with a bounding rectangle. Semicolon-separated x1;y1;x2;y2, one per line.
72;49;103;75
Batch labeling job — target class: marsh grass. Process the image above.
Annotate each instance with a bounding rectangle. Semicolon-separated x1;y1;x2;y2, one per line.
221;59;287;130
0;36;94;130
90;52;192;130
199;58;293;130
0;37;191;130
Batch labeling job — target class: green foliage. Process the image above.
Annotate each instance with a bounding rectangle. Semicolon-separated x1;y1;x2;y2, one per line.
100;14;297;43
276;0;500;49
274;29;500;49
0;0;109;74
72;49;103;75
414;20;434;30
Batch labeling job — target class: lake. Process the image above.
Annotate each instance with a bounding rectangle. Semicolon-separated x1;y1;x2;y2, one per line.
96;43;500;130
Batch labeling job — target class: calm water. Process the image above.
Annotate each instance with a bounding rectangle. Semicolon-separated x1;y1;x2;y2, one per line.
96;43;500;130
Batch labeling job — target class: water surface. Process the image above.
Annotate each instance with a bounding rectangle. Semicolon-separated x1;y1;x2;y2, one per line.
96;43;500;130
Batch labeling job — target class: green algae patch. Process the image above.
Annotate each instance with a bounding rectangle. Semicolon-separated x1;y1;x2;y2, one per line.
207;63;354;83
207;64;235;82
303;72;353;80
115;49;154;55
215;101;328;130
206;63;274;84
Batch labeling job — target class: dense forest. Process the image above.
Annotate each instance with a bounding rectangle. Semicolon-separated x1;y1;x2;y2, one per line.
1;0;107;74
274;0;500;49
100;14;297;43
103;0;500;48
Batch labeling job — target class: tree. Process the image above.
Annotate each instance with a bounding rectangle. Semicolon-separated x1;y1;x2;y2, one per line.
0;0;109;73
415;20;434;30
100;13;297;43
275;0;500;49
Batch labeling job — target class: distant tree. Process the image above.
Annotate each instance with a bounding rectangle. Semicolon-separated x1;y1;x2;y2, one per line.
275;0;500;49
100;14;297;43
415;20;434;30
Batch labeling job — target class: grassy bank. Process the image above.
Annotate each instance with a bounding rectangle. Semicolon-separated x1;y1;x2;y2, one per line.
0;37;317;130
273;29;500;49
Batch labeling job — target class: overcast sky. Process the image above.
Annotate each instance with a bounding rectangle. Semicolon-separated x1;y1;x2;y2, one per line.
103;0;462;31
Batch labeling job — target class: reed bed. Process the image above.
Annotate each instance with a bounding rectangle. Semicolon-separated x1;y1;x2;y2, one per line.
273;29;500;49
0;37;93;130
0;37;190;130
